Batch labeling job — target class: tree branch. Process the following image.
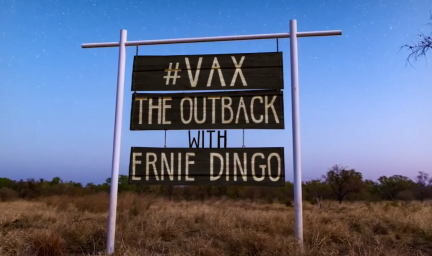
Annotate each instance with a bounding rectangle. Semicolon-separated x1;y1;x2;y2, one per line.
401;14;432;66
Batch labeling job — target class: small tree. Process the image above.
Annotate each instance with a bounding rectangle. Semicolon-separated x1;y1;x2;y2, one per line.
362;179;381;201
304;179;330;210
377;175;415;200
0;177;15;189
49;177;63;186
413;171;432;202
105;175;137;193
401;13;432;65
416;171;432;187
324;164;363;204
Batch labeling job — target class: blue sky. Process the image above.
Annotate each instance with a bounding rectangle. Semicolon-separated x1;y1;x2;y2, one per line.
0;0;431;185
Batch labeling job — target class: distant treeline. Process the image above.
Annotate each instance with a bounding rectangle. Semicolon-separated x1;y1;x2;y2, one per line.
1;164;431;204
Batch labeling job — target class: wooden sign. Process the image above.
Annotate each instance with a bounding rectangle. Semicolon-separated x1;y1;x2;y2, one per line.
128;147;285;187
131;52;283;91
130;90;284;130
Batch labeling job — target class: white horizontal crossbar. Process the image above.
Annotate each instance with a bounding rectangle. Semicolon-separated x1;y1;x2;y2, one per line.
81;30;342;49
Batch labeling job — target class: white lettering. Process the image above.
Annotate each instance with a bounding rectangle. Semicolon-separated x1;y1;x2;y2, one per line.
161;153;174;181
251;96;263;123
185;152;195;181
265;95;279;124
208;96;220;124
252;153;266;182
177;152;182;181
221;96;233;124
148;98;162;125
162;97;172;125
207;57;226;87
180;97;193;124
185;57;202;87
146;153;158;181
230;56;247;86
225;152;230;181
132;152;142;180
194;97;206;124
210;153;224;181
235;96;249;124
233;153;247;181
138;98;148;125
268;153;281;182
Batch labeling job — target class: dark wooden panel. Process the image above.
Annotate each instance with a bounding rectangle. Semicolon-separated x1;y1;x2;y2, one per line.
131;52;283;91
128;147;285;187
130;90;284;130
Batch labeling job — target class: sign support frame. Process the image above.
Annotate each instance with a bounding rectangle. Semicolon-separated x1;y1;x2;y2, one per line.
107;29;127;255
81;20;342;255
289;19;303;243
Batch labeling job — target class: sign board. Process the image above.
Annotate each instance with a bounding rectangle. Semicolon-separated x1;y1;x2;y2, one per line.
83;22;342;253
130;90;284;130
131;52;283;91
129;147;285;187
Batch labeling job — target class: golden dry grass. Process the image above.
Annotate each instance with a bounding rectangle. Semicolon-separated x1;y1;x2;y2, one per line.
1;193;432;256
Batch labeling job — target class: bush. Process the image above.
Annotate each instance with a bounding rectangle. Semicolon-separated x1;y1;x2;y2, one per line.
0;187;19;201
397;189;415;201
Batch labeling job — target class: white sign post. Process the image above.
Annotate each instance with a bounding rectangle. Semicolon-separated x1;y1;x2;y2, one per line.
81;19;341;255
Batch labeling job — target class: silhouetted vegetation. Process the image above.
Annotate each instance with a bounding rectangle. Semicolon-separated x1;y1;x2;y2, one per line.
401;13;432;65
1;166;432;255
1;165;431;204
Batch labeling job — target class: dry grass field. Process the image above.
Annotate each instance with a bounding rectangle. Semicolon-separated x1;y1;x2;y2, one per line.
1;193;432;256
